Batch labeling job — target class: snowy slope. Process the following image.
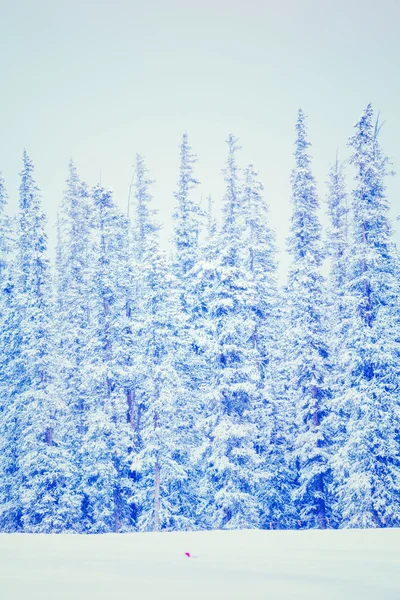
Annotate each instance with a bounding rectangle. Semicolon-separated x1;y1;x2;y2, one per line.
0;529;399;600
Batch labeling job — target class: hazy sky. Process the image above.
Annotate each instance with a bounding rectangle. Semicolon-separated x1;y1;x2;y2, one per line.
1;0;399;272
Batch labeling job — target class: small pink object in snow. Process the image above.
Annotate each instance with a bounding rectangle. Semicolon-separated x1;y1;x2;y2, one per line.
184;552;191;558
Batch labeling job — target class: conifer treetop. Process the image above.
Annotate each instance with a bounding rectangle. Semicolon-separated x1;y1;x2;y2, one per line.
19;150;40;211
288;110;321;265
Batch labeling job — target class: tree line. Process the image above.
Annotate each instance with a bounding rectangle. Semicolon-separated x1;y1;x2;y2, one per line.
0;103;399;533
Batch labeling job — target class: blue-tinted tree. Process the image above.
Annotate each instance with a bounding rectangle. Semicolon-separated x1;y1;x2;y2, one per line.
242;164;293;529
130;155;198;531
0;173;18;531
55;161;94;530
200;136;262;530
11;152;76;532
79;184;135;532
331;104;400;528
285;112;332;529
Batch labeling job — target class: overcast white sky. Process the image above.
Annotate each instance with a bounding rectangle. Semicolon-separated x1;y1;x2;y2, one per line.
0;0;399;274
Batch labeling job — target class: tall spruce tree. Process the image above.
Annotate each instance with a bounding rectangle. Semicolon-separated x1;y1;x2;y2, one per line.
243;164;278;387
131;155;197;531
172;133;205;390
55;161;94;530
242;164;292;529
171;134;207;524
78;184;135;532
11;152;75;531
0;173;11;280
200;136;262;530
187;194;223;528
331;104;400;528
324;156;350;526
0;173;18;531
286;112;332;529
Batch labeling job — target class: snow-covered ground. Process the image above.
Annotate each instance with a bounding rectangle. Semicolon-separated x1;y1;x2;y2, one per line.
0;528;399;599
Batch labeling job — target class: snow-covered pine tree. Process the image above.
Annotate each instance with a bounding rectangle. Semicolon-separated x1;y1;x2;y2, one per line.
11;151;76;532
79;184;135;532
324;156;350;528
55;161;95;531
0;173;19;531
331;104;400;528
171;134;207;524
243;164;278;389
0;173;12;281
184;193;223;528
242;164;293;529
128;154;158;451
286;112;332;529
130;154;197;531
171;133;205;391
200;136;262;530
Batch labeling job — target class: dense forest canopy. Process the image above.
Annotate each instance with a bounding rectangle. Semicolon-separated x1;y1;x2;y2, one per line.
0;104;399;533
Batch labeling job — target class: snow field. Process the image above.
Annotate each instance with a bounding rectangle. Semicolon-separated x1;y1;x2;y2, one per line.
0;528;399;600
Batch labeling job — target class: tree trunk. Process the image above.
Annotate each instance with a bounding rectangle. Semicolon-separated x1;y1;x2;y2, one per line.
126;389;135;429
45;426;53;446
154;459;160;531
114;488;122;533
312;385;326;529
